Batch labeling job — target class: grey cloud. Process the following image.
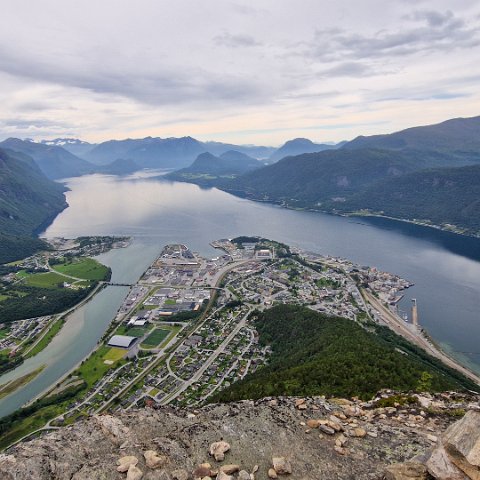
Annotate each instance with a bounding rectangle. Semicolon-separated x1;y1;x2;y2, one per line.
319;62;374;77
213;32;262;48
0;46;269;108
308;10;480;62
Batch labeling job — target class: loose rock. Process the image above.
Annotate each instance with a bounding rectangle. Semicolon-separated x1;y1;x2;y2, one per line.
272;457;292;475
117;456;139;473
143;450;167;469
126;464;143;480
209;441;230;461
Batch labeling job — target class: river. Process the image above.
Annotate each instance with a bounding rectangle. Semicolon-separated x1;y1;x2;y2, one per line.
0;171;479;417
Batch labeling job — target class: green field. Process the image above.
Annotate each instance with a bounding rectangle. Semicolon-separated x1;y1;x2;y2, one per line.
141;328;170;348
0;295;10;302
0;328;8;339
52;257;110;281
103;347;126;362
25;318;64;358
164;299;176;305
23;272;67;288
77;345;119;387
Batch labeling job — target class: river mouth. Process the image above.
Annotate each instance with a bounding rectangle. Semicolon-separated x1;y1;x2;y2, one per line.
1;171;479;417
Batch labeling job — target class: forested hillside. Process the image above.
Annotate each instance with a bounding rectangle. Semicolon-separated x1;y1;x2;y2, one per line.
213;305;476;401
329;165;480;234
0;148;67;263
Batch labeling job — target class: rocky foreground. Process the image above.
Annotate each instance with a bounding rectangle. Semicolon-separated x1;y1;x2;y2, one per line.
0;391;479;480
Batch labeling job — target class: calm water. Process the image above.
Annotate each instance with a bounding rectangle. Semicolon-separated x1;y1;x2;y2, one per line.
1;172;479;417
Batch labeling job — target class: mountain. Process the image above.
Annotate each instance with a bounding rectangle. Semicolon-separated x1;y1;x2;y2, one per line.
329;164;480;235
166;150;261;186
40;138;96;158
202;141;275;159
225;148;425;207
214;305;475;402
0;148;67;263
268;138;343;163
0;138;95;179
85;136;276;168
84;136;206;168
343;115;480;163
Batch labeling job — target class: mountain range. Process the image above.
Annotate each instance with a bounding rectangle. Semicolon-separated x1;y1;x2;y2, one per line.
171;115;480;235
266;138;345;163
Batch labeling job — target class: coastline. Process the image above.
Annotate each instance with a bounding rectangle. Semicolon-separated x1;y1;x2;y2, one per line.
218;187;480;240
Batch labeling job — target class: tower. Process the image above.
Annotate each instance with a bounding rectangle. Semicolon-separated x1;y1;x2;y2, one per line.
411;298;419;327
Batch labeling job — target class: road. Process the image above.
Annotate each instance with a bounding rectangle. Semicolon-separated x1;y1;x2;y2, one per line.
159;307;253;405
363;289;480;387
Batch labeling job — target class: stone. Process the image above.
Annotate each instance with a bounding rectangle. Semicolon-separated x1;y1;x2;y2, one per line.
268;468;278;479
171;469;189;480
143;450;168;469
117;456;139;473
307;419;320;429
217;472;233;480
295;399;305;407
319;424;335;435
238;471;251;480
220;464;240;474
272;457;292;475
443;410;480;480
334;445;346;455
384;462;428;480
193;465;214;478
127;464;143;480
427;434;438;443
426;444;469;480
209;441;231;461
335;435;347;447
94;414;130;445
353;428;367;438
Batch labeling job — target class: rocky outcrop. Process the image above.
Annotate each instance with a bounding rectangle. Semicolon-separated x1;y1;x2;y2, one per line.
386;410;480;480
0;392;478;480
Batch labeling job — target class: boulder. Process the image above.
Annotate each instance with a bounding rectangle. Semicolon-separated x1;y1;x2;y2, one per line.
384;462;428;480
209;441;230;461
143;450;167;469
117;456;139;473
126;464;143;480
426;444;469;480
220;465;240;474
272;457;292;475
268;468;278;479
443;410;480;480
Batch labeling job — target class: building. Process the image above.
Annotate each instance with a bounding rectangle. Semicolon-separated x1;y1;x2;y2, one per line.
108;335;137;348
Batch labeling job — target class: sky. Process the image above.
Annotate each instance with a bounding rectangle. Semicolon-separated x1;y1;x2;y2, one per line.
1;0;480;146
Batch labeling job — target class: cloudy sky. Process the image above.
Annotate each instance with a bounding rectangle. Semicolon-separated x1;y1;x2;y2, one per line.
1;0;479;145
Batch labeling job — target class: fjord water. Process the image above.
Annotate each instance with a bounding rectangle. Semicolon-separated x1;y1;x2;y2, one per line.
0;172;479;417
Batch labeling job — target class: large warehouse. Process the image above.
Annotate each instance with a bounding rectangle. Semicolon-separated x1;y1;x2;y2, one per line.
107;335;137;349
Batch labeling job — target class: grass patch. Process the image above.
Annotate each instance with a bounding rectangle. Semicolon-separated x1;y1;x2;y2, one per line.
141;328;170;348
149;387;160;397
0;365;46;400
25;318;64;358
52;257;110;281
77;345;120;387
0;294;11;302
0;328;9;339
23;272;67;288
124;326;150;337
164;299;176;305
103;347;126;362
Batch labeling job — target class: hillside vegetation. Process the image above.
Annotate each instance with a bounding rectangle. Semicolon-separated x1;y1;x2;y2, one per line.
214;305;476;401
0;148;67;263
330;164;480;233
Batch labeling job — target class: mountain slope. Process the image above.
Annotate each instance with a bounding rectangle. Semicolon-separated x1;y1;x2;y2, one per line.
85;136;206;168
268;138;342;163
225;148;424;206
0;138;94;179
166;151;261;186
0;148;67;262
343;116;480;163
214;305;476;402
329;164;480;234
40;138;96;158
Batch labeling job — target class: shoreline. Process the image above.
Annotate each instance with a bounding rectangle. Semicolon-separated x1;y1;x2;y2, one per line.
218;187;480;240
